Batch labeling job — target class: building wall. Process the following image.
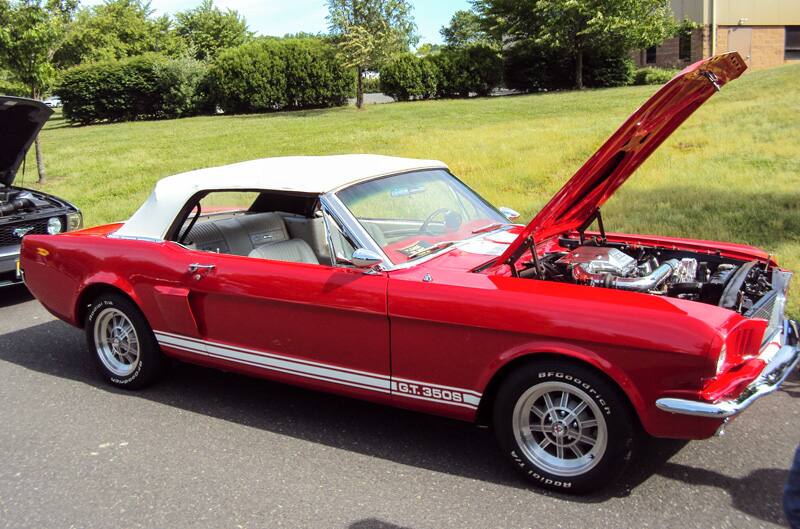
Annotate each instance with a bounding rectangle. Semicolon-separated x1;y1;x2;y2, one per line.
717;26;792;69
633;28;707;69
714;0;800;26
670;0;800;26
637;1;800;70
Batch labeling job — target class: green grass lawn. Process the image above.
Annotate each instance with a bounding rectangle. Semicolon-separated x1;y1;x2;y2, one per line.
22;63;800;316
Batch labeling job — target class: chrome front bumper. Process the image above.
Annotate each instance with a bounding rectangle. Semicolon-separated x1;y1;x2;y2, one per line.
656;320;799;419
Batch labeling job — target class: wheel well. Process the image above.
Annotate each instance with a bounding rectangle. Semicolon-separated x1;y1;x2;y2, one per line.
75;284;136;328
475;353;641;430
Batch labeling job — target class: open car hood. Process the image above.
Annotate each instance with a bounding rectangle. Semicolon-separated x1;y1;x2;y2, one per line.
0;96;53;187
495;53;747;268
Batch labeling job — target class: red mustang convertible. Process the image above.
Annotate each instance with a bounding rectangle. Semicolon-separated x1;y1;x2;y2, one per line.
19;53;799;493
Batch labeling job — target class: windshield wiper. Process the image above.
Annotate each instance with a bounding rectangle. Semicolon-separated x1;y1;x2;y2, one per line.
406;240;456;260
471;222;507;235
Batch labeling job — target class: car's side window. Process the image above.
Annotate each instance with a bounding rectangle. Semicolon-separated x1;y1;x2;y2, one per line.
172;190;359;268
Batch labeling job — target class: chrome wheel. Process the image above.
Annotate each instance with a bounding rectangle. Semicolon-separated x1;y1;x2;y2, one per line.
512;381;608;477
93;308;140;377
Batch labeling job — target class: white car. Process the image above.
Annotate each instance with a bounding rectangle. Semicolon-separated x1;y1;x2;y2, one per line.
43;96;61;108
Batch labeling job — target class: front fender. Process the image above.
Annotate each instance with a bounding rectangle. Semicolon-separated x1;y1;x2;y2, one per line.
477;340;647;417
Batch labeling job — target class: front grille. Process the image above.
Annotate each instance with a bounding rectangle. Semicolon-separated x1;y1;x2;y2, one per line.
746;289;784;345
746;290;777;321
0;217;63;247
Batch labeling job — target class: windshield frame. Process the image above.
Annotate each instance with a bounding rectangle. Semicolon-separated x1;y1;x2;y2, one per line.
327;169;509;269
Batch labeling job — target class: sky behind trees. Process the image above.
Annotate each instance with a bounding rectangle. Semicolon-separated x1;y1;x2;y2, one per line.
83;0;471;44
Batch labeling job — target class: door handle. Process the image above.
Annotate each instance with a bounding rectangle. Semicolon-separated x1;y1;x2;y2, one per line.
188;263;216;274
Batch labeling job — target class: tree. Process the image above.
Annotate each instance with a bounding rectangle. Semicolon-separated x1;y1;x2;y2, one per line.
440;9;491;48
327;0;418;109
175;0;250;61
54;0;185;69
474;0;676;89
0;0;77;183
415;42;441;57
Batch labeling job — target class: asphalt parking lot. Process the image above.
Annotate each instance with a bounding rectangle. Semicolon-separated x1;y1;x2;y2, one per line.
0;283;798;529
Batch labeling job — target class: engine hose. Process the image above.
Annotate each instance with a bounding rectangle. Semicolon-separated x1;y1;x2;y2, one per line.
0;198;33;216
573;259;681;292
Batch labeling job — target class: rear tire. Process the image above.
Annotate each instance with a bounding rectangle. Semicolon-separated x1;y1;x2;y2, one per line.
493;360;637;494
85;293;165;389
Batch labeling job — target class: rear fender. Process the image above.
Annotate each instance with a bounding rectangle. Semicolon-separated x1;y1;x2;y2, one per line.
74;273;143;327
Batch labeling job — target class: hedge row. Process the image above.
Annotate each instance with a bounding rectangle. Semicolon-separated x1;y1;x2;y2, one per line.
501;42;635;92
380;45;503;101
633;67;679;85
381;43;647;101
57;38;353;124
58;54;208;124
206;38;353;114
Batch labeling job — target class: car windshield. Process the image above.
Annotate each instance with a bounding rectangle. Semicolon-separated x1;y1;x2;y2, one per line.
336;169;508;264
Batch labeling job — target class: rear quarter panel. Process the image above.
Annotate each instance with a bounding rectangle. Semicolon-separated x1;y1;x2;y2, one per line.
21;229;179;329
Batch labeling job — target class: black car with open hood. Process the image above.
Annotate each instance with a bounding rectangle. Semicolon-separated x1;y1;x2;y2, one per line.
0;96;82;287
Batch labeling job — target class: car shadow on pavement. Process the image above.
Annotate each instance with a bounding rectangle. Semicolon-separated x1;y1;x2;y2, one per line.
781;370;800;398
0;284;33;308
657;462;789;526
0;319;754;505
349;519;415;529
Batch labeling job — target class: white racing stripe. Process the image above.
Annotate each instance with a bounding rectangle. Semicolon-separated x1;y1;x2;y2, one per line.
155;331;480;410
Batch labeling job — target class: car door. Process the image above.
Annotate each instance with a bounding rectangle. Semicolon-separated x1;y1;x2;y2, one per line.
169;246;392;401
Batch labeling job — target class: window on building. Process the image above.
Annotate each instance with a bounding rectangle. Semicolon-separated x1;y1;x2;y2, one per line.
679;32;692;61
646;46;657;64
787;27;800;60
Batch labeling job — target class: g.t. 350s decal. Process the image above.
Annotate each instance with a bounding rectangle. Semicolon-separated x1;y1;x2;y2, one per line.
154;331;482;410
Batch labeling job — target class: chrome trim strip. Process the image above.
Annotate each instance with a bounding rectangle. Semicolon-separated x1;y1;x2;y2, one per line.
0;249;21;258
108;234;163;242
320;193;393;269
656;320;799;418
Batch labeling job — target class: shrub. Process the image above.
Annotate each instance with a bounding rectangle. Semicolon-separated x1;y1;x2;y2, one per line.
504;43;635;92
206;38;353;114
282;39;353;109
633;67;679;86
431;45;503;98
58;54;207;124
380;53;438;101
155;57;209;118
503;41;572;92
206;39;286;113
362;75;381;94
583;54;635;88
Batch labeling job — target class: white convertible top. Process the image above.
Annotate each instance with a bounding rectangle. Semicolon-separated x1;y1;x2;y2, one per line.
114;154;448;240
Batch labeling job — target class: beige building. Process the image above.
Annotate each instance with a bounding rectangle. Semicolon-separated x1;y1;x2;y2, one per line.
634;0;800;70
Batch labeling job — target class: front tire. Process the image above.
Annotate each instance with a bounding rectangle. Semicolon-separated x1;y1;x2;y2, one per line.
85;293;165;389
493;360;637;494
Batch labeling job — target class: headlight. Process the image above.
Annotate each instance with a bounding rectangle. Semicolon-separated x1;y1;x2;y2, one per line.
66;211;83;231
47;217;63;235
716;345;727;374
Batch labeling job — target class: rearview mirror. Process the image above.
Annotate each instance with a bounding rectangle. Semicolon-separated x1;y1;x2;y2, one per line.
499;207;520;221
352;248;383;269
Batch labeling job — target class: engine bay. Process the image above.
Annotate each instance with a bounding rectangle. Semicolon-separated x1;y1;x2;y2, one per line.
520;238;778;316
0;187;59;217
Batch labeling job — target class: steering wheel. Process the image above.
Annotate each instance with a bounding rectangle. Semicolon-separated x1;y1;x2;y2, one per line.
418;208;462;235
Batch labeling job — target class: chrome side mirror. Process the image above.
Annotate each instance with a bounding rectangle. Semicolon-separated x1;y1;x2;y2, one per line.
499;207;520;221
351;248;383;269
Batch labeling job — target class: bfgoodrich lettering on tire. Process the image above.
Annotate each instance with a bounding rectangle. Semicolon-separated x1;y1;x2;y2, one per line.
85;292;165;389
493;360;637;494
